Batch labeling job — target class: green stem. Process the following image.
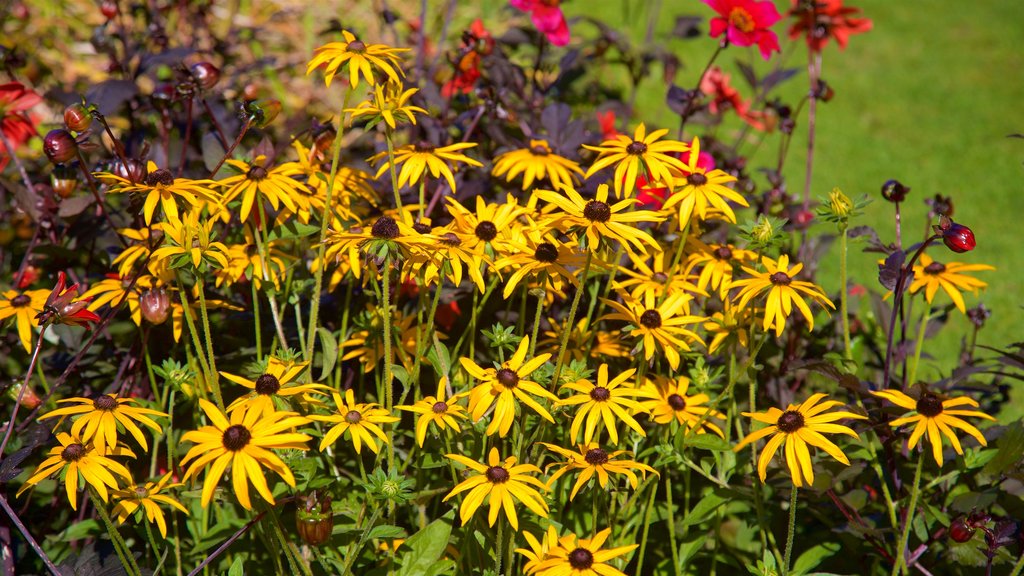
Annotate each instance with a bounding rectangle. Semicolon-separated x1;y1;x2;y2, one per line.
252;280;263;362
407;261;446;402
527;287;545;358
382;253;395;473
1009;550;1024;576
89;487;142;576
495;520;504;576
665;473;681;576
551;249;593;389
143;518;161;563
175;273;212;389
839;225;852;360
196;280;224;410
635;478;658;576
906;309;931;388
384;129;403;213
783;484;798;576
253;204;289;351
892;451;924;576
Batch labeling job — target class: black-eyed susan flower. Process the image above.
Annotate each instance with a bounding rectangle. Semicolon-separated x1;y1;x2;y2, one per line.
638;375;725;437
662;136;749;224
111;227;154;277
558;364;647;445
216;239;291;291
443;447;548;531
445;195;529;255
491;139;584;191
306;30;409;89
685;239;757;299
312;389;399;454
219;155;307;223
908;253;993;314
371;141;482;194
731;254;835;337
615;249;706;302
0;287;49;352
872;388;995;467
538;443;656;501
150;209;230;271
410;225;490;293
536;183;663;255
601;292;704;371
703;300;753;355
95;162;222;225
495;233;590;299
528;527;638;576
346;83;425;130
221;357;331;416
180;400;312;509
111;472;188;538
396;378;469;447
327;215;432;265
735;393;866;487
287;140;377;225
582;123;689;199
17;432;134;510
517;526;560;575
460;336;558;438
539;317;629;362
38;393;166;455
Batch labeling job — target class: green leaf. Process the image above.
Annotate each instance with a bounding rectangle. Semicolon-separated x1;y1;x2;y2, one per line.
391;365;411;391
317;327;338;381
228;556;245;576
427;337;452;378
684;434;733;452
789;542;839;575
981;420;1024;477
368;524;407;540
60;519;101;541
681;488;731;528
394;511;454;576
267;220;321;242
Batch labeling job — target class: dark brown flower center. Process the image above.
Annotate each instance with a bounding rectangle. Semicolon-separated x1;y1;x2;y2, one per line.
496;368;519;389
770;272;792;285
247;165;268;180
413;141;435;153
568;548;595;570
714;246;733;260
529;145;550;156
134;485;149;499
345;410;363;424
534;242;559;263
346;40;366;53
667;393;687;411
485;465;510;483
687;172;708;186
583;200;612;223
255;373;281;395
924;262;946;275
93;395;118;411
639;309;662;328
144;169;174;186
371;216;400;239
475;221;498;241
776;410;805;433
916;393;943;417
222;424;252;451
589;386;611;402
61;443;85;462
584;448;609;465
432;401;448;414
10;294;31;307
413;222;431;234
439;232;462;247
626;141;647;155
653;272;668;283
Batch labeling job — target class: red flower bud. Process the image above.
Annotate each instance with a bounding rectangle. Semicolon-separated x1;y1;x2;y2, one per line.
949;516;975;543
942;223;975;253
51;164;79;199
190;62;221;90
295;492;333;546
64;103;93;132
43;129;78;164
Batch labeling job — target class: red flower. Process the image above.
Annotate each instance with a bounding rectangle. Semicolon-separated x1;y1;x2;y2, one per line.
700;67;767;131
703;0;782;60
0;82;42;171
434;300;461;332
442;20;493;98
35;272;101;328
511;0;570;47
788;0;872;52
596;110;620;141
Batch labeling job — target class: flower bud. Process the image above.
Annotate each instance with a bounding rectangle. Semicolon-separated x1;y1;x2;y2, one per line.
51;164;79;199
190;62;220;90
934;215;975;253
246;99;281;128
100;0;117;19
881;179;909;203
113;158;147;183
43;129;78;164
6;384;41;409
139;288;171;325
827;188;853;218
295;492;333;546
949;516;975;543
64;103;93;132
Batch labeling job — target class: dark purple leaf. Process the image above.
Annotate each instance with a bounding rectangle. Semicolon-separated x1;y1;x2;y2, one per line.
878;250;905;291
85;80;138;116
735;60;757;89
671;16;704;38
762;68;800;92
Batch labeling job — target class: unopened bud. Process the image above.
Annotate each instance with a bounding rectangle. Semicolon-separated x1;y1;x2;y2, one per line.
43;129;78;164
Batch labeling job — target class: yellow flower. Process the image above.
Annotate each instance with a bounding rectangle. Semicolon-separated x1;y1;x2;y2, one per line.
558;364;647;445
460;336;557;438
735;393;866;487
528;527;638;576
443;447;548;531
517;526;561;575
371;141;482;193
111;473;188;538
288;140;377;224
685;239;757;300
908;253;993;314
492;139;584;191
872;388;995;467
396;378;469;447
495;233;590;299
326;215;432;264
180;400;311;509
221;357;331;416
615;249;706;302
703;300;753;355
150;209;230;271
346;83;426;130
0;287;49;352
445;195;529;256
601;292;704;371
307;30;409;88
215;238;291;291
663;137;749;224
539;316;629;362
38;394;166;455
731;254;835;337
341;308;427;373
538;443;657;501
219;156;307;223
409;225;490;293
582;123;689;199
17;432;134;510
95;162;222;225
312;389;399;454
536;183;663;255
638;375;725;437
111;227;154;277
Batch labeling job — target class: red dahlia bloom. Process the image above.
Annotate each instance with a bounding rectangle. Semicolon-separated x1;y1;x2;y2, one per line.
510;0;570;47
788;0;872;52
36;272;101;328
703;0;782;60
0;82;42;171
700;67;767;131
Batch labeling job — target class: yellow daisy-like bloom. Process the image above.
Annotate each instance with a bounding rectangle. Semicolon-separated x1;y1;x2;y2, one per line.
410;225;490;293
662;137;749;224
582;123;689;199
638;375;725;437
601;292;704;371
538;443;657;501
615;249;706;302
495;233;590;299
518;526;561;575
326;215;432;265
307;30;409;89
150;209;230;271
287;140;376;225
180;400;311;509
0;287;49;352
460;336;558;438
443;447;548;531
346;83;426;130
111;472;189;538
735;393;866;488
219;155;307;223
215;238;291;291
685;240;757;300
529;527;638;576
871;388;995;467
536;183;663;255
445;195;529;256
38;393;166;455
311;389;399;454
731;254;835;337
908;253;994;314
95;162;222;225
396;378;469;447
558;364;647;445
222;357;331;416
539;316;629;362
111;227;154;277
371;141;482;194
703;300;753;355
17;432;134;510
492;139;584;191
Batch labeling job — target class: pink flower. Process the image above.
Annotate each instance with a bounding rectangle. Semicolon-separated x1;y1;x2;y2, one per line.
703;0;782;60
511;0;570;47
0;82;42;171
